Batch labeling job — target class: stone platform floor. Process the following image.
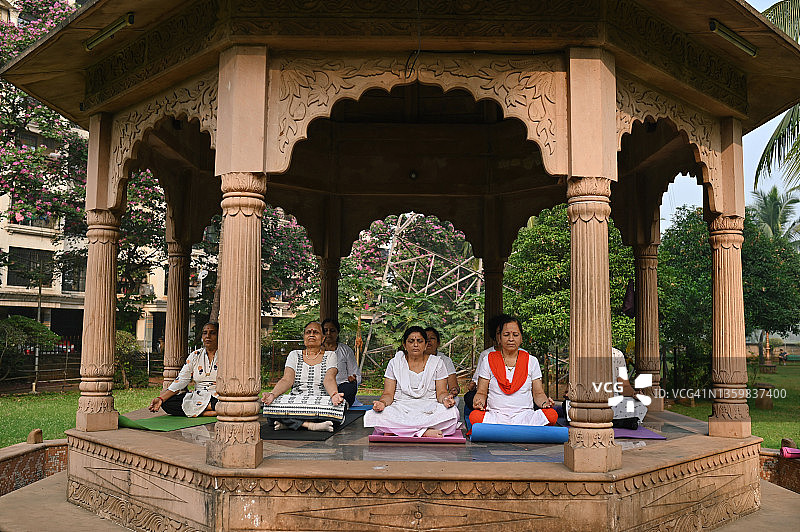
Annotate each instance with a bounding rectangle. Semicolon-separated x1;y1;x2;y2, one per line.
2;473;797;531
23;404;767;530
137;400;710;464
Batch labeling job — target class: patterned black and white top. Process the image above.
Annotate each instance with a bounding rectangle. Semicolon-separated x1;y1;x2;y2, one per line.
262;349;346;422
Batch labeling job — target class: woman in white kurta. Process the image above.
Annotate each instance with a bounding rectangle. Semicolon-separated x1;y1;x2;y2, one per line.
471;317;557;427
261;321;346;432
148;323;219;417
364;326;459;438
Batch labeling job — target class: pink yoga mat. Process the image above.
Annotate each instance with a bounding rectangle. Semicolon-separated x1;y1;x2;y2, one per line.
368;431;467;444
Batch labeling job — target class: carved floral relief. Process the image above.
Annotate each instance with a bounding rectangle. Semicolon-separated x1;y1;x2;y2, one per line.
266;53;568;175
616;72;722;212
109;70;218;209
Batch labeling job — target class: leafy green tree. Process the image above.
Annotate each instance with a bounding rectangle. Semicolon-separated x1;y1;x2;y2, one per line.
756;1;800;187
659;207;713;388
659;206;800;382
504;204;635;354
749;185;799;244
0;314;59;381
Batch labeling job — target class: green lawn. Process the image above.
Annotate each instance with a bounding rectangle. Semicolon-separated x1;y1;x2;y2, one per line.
668;363;800;449
0;387;157;448
0;385;386;448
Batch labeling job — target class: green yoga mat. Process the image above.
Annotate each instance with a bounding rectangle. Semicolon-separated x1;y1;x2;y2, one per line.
119;414;217;431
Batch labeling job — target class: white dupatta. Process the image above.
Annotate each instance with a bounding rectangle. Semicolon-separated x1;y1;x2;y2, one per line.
392;352;441;400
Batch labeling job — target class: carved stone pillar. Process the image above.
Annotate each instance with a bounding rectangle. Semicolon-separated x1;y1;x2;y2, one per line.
708;215;751;438
483;258;504;348
634;243;663;412
319;256;341;322
163;240;190;389
564;177;621;472
76;209;121;432
207;172;265;468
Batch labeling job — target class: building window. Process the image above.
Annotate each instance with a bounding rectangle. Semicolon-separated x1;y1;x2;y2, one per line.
6;247;54;288
11;216;57;229
16;131;38;147
62;257;87;292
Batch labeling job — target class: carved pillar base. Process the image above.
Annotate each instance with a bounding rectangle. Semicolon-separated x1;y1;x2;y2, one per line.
77;210;121;432
707;215;750;439
564;429;622;472
207;172;265;468
207;420;263;468
564;177;620;473
708;409;751;439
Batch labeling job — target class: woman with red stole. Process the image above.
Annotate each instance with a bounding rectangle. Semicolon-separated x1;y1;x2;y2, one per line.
470;315;557;427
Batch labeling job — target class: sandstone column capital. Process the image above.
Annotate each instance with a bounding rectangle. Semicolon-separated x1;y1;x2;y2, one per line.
566;176;612;200
220;171;268;196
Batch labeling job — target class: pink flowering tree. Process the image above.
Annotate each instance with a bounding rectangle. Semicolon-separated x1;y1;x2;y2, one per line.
1;0;85;291
2;2;170;333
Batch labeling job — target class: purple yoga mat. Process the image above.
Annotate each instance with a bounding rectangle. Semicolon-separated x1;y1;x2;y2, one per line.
368;431;467;444
613;426;666;439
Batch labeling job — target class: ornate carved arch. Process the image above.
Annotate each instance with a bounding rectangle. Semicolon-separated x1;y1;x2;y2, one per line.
108;69;218;209
616;72;723;213
266;52;568;177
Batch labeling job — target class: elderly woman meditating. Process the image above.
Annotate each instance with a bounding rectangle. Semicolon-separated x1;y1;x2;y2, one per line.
470;315;558;427
148;322;219;417
363;326;459;438
261;320;346;432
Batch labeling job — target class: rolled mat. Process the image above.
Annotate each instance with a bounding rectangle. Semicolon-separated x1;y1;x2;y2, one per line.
781;446;800;458
469;423;569;443
368;431;467;444
118;414;217;431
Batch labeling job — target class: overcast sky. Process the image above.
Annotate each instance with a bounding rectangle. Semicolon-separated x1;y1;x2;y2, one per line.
660;0;791;230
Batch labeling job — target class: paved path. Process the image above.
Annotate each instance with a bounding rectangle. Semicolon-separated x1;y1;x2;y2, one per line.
0;472;125;532
716;479;800;531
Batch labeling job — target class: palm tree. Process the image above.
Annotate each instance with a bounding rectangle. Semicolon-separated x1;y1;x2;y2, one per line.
756;2;800;187
750;186;800;241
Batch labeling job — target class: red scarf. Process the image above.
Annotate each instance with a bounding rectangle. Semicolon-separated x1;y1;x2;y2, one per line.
488;351;528;395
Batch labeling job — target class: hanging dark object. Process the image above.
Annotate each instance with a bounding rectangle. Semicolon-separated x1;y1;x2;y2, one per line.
622;278;636;318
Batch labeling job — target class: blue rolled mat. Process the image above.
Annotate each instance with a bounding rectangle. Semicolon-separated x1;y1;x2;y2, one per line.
469;423;569;443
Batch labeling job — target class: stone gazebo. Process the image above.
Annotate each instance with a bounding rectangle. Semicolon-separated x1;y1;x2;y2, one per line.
4;0;800;530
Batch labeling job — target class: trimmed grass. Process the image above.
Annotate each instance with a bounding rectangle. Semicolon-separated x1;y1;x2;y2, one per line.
0;386;387;448
668;363;800;449
0;387;156;448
